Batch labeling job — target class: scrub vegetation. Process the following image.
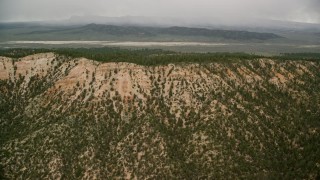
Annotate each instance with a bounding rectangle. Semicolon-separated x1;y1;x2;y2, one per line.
0;49;319;179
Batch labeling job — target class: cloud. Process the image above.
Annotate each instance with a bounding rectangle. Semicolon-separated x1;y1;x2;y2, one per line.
0;0;319;23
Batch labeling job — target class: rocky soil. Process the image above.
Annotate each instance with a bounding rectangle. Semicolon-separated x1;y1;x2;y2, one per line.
0;53;319;179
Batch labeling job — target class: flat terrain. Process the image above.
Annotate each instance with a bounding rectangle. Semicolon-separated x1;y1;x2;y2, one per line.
1;41;320;55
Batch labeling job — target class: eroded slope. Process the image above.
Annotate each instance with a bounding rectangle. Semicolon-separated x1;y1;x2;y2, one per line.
0;53;319;179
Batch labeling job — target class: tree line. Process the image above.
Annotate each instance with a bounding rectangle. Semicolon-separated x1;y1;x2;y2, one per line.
0;48;319;66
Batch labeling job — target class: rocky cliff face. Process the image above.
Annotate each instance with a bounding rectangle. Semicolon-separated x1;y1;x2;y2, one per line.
0;53;319;179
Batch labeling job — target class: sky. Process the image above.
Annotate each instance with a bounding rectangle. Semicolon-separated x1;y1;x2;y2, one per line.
0;0;319;24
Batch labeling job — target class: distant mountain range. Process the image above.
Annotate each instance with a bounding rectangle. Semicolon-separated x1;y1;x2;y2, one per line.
1;16;319;45
61;15;320;32
0;23;282;41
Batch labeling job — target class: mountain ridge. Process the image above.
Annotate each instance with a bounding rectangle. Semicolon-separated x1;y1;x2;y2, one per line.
14;24;282;41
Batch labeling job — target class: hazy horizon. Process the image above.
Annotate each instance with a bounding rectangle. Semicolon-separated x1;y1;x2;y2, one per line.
0;0;320;24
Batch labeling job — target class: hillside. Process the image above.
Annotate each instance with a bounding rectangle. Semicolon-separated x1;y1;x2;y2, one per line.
0;52;319;179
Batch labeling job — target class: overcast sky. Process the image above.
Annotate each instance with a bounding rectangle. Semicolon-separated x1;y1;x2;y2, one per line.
0;0;319;23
